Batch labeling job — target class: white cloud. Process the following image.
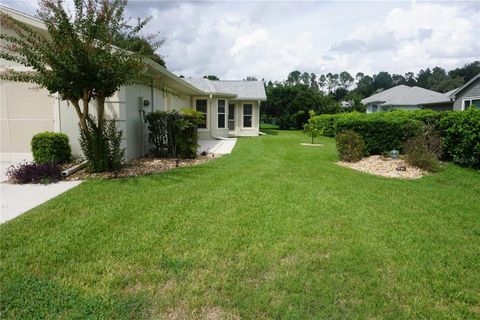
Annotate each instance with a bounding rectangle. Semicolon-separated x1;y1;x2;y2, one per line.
3;0;479;80
328;2;480;75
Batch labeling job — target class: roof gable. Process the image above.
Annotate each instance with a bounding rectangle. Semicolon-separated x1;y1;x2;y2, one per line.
362;85;451;106
449;73;480;99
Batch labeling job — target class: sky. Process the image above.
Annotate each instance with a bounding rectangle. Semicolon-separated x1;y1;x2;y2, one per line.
3;0;480;81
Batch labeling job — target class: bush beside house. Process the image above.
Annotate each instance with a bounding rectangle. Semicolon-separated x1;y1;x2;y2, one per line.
31;132;72;164
145;109;204;159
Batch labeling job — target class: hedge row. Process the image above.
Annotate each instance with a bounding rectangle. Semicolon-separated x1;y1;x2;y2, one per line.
309;109;480;167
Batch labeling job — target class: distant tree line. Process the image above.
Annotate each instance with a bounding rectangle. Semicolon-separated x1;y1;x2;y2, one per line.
261;61;480;129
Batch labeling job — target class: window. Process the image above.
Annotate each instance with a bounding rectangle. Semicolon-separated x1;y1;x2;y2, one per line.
228;103;235;131
371;105;378;112
243;104;253;128
217;100;226;128
463;98;480;110
196;99;207;129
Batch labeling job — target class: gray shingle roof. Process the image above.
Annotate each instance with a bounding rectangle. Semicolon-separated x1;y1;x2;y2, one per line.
361;85;451;106
184;78;267;101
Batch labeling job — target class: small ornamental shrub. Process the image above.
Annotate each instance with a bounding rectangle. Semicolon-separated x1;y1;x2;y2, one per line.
145;109;204;159
303;111;321;143
80;117;125;173
439;108;480;167
6;162;61;184
403;126;443;172
31;132;72;164
336;130;365;162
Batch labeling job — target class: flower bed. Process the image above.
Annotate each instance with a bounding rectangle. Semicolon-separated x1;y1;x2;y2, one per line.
65;155;216;180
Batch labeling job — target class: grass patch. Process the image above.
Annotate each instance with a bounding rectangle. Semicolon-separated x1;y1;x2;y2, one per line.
1;130;479;319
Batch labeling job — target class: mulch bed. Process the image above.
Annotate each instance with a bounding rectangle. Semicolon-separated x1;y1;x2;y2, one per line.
337;155;427;179
65;155;218;180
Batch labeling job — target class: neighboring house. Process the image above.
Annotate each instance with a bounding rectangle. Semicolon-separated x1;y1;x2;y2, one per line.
0;6;266;161
362;85;454;113
448;73;480;111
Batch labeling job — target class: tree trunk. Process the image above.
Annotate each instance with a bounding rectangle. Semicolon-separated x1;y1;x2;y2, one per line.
70;100;87;132
96;95;106;128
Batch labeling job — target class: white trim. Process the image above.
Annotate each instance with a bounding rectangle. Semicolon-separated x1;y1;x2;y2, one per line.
461;96;480;110
53;93;61;132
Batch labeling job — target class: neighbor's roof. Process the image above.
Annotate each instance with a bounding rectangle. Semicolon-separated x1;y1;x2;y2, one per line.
361;85;451;106
184;78;267;101
448;73;480;99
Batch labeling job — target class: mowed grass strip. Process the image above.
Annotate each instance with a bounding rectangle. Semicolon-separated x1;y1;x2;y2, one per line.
1;130;479;319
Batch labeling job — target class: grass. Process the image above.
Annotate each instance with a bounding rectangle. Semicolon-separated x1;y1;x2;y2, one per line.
1;130;479;319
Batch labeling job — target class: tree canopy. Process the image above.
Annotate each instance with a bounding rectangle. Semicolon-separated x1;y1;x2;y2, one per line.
261;61;479;129
0;0;162;171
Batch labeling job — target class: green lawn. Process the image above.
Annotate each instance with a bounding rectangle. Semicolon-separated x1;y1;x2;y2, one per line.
1;130;479;319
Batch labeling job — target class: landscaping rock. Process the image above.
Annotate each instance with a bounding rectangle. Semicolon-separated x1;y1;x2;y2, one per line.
66;155;215;180
300;143;324;147
337;155;426;179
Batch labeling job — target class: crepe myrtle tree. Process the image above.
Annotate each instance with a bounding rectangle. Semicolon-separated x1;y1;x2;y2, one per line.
0;0;157;170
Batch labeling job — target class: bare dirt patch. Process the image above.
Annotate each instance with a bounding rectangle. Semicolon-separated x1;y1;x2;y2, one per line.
338;155;427;179
66;155;217;180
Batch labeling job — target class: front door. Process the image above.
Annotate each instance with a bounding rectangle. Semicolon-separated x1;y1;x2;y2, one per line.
228;103;235;131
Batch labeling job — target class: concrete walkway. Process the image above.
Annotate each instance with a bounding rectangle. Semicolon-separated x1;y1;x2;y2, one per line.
1;153;82;224
1;181;82;223
198;139;237;155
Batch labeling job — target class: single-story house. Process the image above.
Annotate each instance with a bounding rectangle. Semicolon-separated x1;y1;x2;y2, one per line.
362;85;454;113
0;6;266;162
448;73;480;110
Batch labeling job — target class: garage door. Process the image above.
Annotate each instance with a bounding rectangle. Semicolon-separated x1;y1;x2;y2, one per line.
1;80;57;158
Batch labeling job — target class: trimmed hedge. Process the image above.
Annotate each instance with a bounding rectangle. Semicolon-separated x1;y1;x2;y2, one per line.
438;108;480;167
309;109;480;167
336;115;423;154
31;132;72;164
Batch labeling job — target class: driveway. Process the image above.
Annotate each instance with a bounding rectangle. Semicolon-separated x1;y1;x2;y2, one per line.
1;154;82;223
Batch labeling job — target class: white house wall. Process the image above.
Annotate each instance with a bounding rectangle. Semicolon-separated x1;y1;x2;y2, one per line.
59;88;127;158
235;100;260;136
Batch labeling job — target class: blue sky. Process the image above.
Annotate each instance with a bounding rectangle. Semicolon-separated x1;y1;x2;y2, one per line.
3;0;480;81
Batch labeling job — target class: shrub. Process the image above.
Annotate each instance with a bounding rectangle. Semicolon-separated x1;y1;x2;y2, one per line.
336;130;365;162
80;117;125;173
6;162;61;184
308;114;340;137
335;115;423;155
145;109;203;159
403;125;442;172
303;111;321;143
277;114;294;130
31;132;72;164
439;108;480;167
